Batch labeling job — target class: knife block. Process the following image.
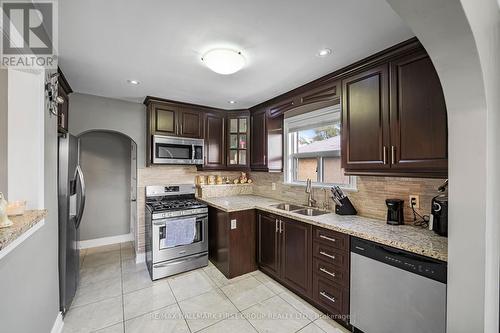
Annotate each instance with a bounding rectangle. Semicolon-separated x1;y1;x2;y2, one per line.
335;197;357;215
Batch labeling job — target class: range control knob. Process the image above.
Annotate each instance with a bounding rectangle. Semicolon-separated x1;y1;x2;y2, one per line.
433;202;442;212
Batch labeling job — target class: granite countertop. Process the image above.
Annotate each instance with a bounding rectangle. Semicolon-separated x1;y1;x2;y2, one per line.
0;210;47;251
199;195;448;262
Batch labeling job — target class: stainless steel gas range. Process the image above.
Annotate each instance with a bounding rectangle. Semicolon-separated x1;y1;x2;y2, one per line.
145;184;208;280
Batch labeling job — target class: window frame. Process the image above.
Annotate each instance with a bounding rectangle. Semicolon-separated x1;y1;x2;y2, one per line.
283;106;356;190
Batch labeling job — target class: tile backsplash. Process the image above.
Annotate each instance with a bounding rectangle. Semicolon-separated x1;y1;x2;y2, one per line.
251;172;445;223
135;166;445;254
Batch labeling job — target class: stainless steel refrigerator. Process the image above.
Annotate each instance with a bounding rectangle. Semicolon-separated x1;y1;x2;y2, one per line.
58;134;86;314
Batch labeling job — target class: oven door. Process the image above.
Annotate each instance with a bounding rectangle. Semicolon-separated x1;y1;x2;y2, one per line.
152;213;208;263
153;135;204;164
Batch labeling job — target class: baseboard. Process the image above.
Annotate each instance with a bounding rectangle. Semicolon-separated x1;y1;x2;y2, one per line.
79;233;133;249
50;312;64;333
135;252;145;264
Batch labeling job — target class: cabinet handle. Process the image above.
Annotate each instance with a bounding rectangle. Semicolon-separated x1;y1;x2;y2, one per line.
275;219;279;233
383;146;387;164
319;251;335;260
319;291;336;303
319;267;336;278
319;235;336;243
279;220;283;233
391;146;396;164
264;155;267;165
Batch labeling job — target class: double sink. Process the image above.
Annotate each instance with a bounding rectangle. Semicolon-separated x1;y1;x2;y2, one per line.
271;203;330;216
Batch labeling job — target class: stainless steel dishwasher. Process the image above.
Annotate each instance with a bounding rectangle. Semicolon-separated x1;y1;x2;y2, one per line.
350;237;447;333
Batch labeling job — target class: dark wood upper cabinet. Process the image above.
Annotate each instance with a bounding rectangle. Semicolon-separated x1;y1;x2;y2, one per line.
342;64;390;171
389;51;448;173
257;211;280;279
341;47;448;177
146;98;202;139
250;108;267;170
226;111;250;168
57;68;72;134
179;108;202;138
250;107;283;172
154;105;178;136
203;110;226;169
281;217;311;296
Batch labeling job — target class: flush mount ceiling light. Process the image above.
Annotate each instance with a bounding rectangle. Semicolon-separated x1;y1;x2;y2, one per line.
201;48;245;75
317;48;332;57
228;100;237;104
127;79;140;85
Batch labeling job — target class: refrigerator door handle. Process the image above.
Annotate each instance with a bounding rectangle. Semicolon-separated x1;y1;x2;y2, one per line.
75;165;86;229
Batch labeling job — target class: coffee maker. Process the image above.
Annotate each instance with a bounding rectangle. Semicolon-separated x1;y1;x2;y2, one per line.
386;199;404;225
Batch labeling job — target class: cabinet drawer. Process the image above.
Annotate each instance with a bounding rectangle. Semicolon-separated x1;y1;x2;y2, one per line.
313;275;346;315
313;258;348;288
313;242;348;269
313;227;348;251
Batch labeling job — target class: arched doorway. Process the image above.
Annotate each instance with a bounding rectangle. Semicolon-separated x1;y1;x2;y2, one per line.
77;130;138;249
385;0;499;331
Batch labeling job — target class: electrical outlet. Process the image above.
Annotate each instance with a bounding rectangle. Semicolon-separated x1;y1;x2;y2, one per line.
409;195;420;209
271;183;276;191
230;219;237;230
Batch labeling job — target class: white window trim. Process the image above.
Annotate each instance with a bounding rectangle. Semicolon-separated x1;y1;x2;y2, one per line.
283;105;357;191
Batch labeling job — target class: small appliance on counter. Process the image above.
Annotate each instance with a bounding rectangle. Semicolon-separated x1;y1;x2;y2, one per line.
431;179;448;237
330;186;357;215
386;199;404;225
431;195;448;236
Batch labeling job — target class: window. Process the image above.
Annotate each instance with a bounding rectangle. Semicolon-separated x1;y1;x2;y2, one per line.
284;106;356;189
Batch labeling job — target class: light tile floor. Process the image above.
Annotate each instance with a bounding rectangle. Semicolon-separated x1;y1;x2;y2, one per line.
63;242;350;333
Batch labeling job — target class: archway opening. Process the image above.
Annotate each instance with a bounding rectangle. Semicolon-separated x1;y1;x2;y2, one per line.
77;130;138;249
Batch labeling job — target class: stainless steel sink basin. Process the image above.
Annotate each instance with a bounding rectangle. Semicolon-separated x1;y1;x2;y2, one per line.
294;208;330;216
271;203;304;211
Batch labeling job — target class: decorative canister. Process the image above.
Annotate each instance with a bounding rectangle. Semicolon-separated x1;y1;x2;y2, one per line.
216;175;223;185
207;175;216;185
0;193;13;228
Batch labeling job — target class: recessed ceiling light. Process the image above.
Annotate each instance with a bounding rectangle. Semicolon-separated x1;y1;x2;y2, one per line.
201;48;245;75
228;100;236;104
127;79;140;85
317;48;332;57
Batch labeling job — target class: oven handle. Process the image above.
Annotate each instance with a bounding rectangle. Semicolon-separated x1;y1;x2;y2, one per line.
153;215;208;226
153;252;207;268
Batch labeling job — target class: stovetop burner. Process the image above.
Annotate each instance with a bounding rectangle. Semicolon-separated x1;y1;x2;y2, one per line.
147;198;206;212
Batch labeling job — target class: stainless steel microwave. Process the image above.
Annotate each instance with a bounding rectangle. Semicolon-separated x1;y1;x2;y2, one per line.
153;135;204;165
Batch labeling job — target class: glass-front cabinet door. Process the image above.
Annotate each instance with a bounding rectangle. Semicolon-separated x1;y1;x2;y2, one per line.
227;112;250;167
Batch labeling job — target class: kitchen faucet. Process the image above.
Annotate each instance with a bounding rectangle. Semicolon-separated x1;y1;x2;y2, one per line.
305;178;317;207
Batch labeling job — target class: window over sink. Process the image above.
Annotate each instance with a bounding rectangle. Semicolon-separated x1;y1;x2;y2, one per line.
284;106;356;190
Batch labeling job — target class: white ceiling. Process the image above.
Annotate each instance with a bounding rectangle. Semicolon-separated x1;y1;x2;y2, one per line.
58;0;413;109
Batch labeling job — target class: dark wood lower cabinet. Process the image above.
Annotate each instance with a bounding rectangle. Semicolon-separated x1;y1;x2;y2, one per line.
281;217;311;296
256;211;350;327
208;207;256;278
257;211;280;279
